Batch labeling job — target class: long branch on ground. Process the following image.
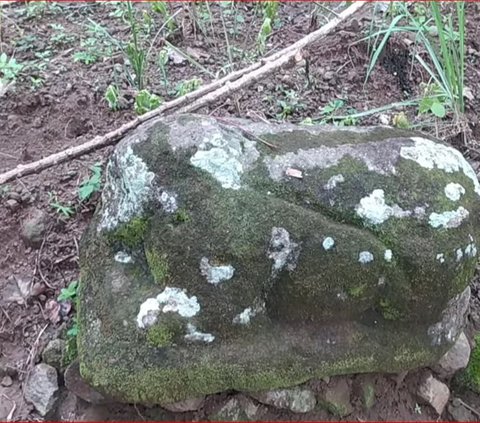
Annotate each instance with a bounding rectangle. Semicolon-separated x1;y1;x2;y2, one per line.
0;1;366;186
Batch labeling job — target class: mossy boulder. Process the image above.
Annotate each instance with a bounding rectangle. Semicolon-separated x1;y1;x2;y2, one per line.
78;114;480;405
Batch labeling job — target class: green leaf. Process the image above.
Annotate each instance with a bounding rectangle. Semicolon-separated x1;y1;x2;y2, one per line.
58;280;79;302
431;101;446;118
78;164;102;201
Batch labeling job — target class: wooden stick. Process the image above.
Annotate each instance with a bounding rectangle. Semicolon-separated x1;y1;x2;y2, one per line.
0;1;366;186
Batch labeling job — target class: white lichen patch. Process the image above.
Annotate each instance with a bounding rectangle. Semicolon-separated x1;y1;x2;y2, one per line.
267;227;300;276
414;206;426;219
322;237;335;250
233;307;254;325
359;251;374;264
263;142;398;182
324;174;345;190
99;146;155;231
232;303;264;325
137;298;160;329
465;243;477;258
429;207;469;229
190;132;259;190
159;191;178;213
436;253;445;264
114;251;133;264
401;137;480;196
356;189;411;225
384;249;393;262
157;287;200;317
136;287;200;329
456;248;464;262
184;323;214;343
444;183;466;202
200;258;235;285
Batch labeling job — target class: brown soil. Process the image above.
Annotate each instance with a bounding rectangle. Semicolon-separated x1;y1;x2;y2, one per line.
1;1;480;421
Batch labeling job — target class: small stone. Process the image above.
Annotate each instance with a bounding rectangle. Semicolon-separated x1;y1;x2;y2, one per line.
1;375;13;387
160;396;205;412
323;71;335;81
32;282;47;296
6;191;21;201
434;332;470;377
379;114;390;125
23;363;59;416
210;395;262;422
32;117;43;128
0;360;17;378
42;339;66;370
448;398;475;422
320;377;353;417
417;373;450;415
361;382;375;409
251;386;316;413
64;361;108;404
6;199;19;211
20;208;50;248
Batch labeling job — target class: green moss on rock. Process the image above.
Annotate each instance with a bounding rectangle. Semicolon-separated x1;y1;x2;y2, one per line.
145;249;169;285
459;335;480;392
146;319;183;347
378;298;403;321
109;217;149;249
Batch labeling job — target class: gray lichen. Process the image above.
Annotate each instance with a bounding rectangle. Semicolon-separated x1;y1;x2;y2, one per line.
267;227;300;276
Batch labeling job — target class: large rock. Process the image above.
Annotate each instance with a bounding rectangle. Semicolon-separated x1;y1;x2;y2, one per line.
23;363;58;416
434;331;470;377
78;115;480;404
250;387;316;413
20;208;50;248
417;373;450;415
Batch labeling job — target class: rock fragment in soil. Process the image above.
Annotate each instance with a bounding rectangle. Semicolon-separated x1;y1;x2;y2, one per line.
250;387;316;413
1;375;12;387
434;332;470;378
42;339;66;371
20;208;50;248
23;363;59;416
160;396;205;412
417;373;450;415
64;361;108;404
210;395;263;421
319;377;353;417
448;398;476;422
5;199;20;211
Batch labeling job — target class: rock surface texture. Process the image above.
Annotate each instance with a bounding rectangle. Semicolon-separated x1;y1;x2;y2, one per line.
78;115;480;404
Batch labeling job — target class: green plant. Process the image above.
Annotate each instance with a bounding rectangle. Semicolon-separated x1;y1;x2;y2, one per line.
0;53;23;82
418;83;447;118
393;112;410;129
134;90;162;115
276;90;304;120
151;1;177;33
58;280;80;366
124;2;147;90
263;1;279;25
257;17;272;54
158;48;169;89
105;85;121;111
58;280;79;302
365;2;466;121
78;163;102;201
460;334;480;392
49;24;74;46
175;78;201;97
49;194;75;218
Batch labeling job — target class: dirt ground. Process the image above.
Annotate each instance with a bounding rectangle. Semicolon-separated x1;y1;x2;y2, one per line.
1;1;480;421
